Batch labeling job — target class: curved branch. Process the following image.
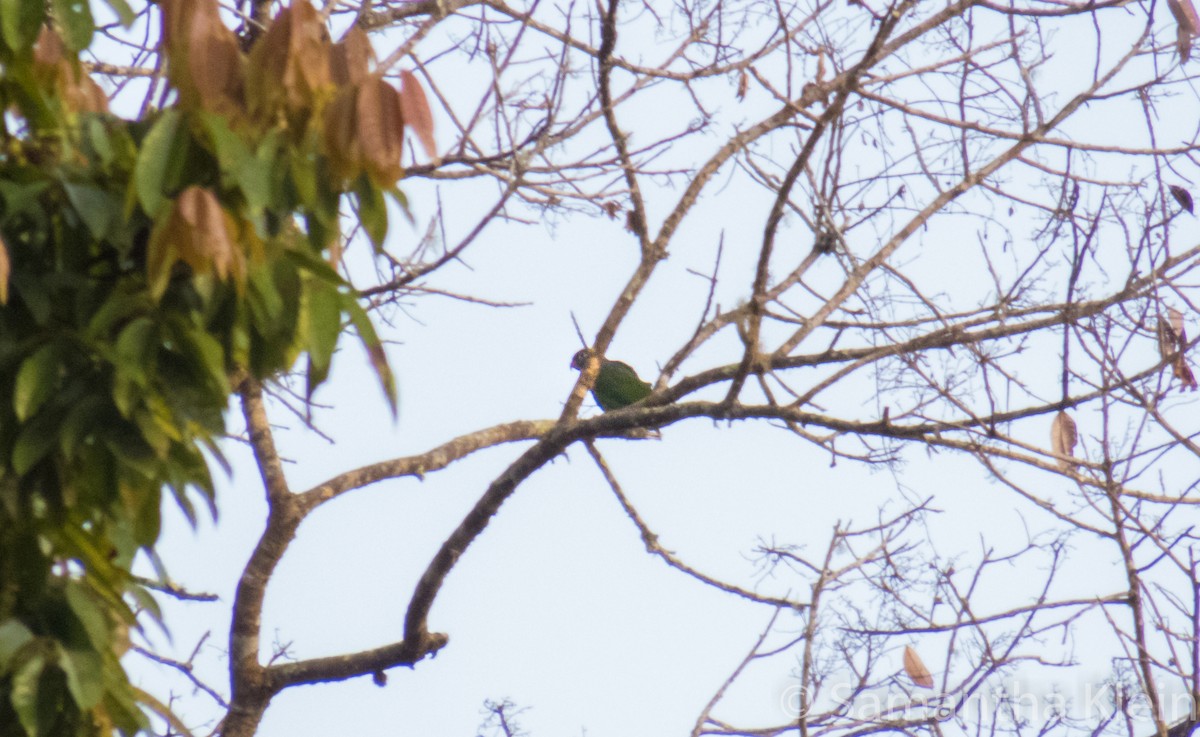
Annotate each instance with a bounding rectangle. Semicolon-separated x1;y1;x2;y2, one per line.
296;420;555;513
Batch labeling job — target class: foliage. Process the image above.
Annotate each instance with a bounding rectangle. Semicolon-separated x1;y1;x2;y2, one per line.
0;0;420;731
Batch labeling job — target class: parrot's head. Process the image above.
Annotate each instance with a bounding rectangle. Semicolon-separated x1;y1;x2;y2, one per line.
570;348;596;371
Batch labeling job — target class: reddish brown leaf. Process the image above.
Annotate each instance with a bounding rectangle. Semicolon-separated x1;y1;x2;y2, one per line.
1158;309;1187;357
31;27;109;113
903;646;934;689
247;0;331;118
0;235;9;305
186;22;243;113
330;25;372;86
161;0;244;114
1169;0;1198;61
175;187;239;279
245;10;288;116
159;0;186;49
1157;310;1197;390
1170;0;1199;35
71;75;110;113
399;70;436;159
328;236;344;270
1173;354;1199;390
1158;316;1179;363
1050;411;1078;471
32;26;65;68
1169;185;1194;214
735;69;748;100
322;85;362;180
356;76;406;185
1169;307;1186;337
148;187;243;299
286;2;333;93
1170;309;1196;390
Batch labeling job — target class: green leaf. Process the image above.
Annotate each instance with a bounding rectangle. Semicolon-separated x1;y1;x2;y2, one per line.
59;395;106;457
63;181;117;239
129;474;163;544
130;686;189;736
101;0;133;26
59;644;104;709
14;343;57;422
141;394;183;444
245;130;281;212
64;583;110;652
113;318;155;416
131;408;170;458
127;577;164;628
58;525;135;621
115;317;155;369
164;478;198;526
387;186;413;224
134;110;183;217
0;0;40;51
283;247;345;285
104;507;143;568
167;320;229;397
0;180;50;221
102;687;151;734
0;619;34;670
13;274;52;325
85;115;115;167
200;112;252;190
355;177;388;251
342;293;397;414
85;286;150;340
289;149;317;209
12;410;58;474
304;280;342;399
146;226;177;302
10;652;44;736
228;319;251;368
248;268;284;325
51;0;94;50
104;427;158;480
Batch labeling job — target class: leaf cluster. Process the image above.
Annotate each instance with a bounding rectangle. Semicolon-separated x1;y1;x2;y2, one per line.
0;0;420;733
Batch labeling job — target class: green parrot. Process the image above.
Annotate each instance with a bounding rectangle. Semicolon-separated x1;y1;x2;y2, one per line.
571;348;653;411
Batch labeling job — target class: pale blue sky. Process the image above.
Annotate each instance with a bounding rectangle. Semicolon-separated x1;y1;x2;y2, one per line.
99;1;1200;735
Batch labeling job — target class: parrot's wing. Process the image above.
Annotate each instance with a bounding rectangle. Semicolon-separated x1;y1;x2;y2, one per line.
594;361;653;410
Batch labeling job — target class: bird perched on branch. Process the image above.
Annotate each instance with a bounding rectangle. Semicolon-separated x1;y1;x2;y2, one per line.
570;348;653;411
